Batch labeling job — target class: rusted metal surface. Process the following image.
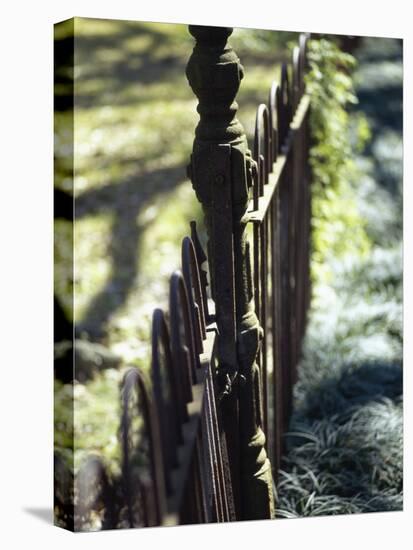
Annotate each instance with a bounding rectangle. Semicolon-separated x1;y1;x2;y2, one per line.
185;26;311;519
186;25;276;520
247;33;311;476
74;226;236;528
73;30;312;530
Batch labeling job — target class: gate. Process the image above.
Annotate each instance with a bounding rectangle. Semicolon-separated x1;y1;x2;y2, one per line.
71;26;311;529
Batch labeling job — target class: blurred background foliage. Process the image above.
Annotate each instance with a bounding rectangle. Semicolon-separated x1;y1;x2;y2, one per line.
54;18;402;525
306;39;372;284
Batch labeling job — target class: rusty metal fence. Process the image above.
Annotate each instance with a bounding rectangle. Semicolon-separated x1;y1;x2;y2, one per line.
69;28;311;530
251;35;311;473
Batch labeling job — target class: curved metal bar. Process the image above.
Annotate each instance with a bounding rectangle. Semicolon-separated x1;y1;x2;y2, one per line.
268;81;280;165
120;369;142;527
75;455;116;530
299;33;309;95
279;62;291;146
169;271;198;393
121;367;167;526
182;235;207;351
190;220;210;324
292;46;301;112
280;62;290;108
151;308;184;493
253;103;271;189
252;156;260;211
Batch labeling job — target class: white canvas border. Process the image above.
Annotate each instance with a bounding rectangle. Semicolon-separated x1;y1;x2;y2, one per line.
0;0;410;548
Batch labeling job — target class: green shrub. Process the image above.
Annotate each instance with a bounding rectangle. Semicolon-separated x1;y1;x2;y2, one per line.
305;39;372;284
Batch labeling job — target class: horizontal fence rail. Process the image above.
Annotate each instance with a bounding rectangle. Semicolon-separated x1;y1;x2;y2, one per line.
57;30;312;531
249;34;311;474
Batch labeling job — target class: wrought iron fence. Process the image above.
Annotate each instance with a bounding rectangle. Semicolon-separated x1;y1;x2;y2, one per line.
64;27;312;530
250;34;311;473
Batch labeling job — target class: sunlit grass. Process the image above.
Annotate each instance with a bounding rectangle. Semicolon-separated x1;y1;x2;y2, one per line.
74;213;114;322
107;180;202;364
74;368;124;474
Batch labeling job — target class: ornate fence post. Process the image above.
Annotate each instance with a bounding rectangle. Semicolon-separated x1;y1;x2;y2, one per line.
186;25;275;520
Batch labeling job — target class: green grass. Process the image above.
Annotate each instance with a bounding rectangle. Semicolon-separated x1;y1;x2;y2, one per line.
275;36;403;518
